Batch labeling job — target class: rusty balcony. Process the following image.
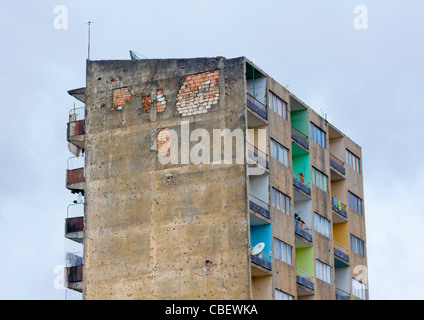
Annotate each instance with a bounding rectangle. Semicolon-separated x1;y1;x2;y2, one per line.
64;252;83;292
66;156;85;194
65;203;84;243
67;107;85;149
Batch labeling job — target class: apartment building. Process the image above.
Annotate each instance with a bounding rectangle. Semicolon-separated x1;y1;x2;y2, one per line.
64;56;368;300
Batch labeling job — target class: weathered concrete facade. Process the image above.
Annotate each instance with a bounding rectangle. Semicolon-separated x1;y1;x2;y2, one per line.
65;56;368;300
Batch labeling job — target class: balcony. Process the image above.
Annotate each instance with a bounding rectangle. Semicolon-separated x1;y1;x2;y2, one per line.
294;219;313;246
332;197;348;223
293;171;311;196
330;153;345;180
66;156;85;194
291;125;309;150
249;194;270;220
334;242;350;267
296;268;315;295
250;246;272;271
247;93;267;120
64;252;83;292
247;142;269;170
65;203;84;243
67;107;85;149
336;288;351;300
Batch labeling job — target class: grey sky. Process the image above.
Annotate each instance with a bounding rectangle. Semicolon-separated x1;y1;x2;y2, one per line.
0;0;422;299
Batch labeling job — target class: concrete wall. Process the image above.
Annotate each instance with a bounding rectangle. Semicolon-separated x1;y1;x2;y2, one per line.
83;57;251;299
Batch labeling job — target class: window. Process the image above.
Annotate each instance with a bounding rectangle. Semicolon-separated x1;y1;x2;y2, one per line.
312;167;328;192
348;191;363;214
274;238;292;265
316;260;332;284
272;188;291;215
346;150;360;173
275;289;294;300
310;122;326;148
270;139;289;167
352;278;367;300
314;213;330;238
269;91;287;120
350;234;365;257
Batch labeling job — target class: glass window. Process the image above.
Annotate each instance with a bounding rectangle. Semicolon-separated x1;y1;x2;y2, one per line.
272;187;291;215
270;139;289;167
274;238;292;265
275;289;294;300
314;213;330;238
346;149;360;174
348;191;363;214
352;278;367;300
316;260;332;284
350;234;365;257
310;122;326;148
269;91;287;120
312;167;328;192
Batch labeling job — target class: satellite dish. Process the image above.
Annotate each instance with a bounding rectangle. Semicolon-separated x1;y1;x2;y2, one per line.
251;242;265;256
129;50;140;60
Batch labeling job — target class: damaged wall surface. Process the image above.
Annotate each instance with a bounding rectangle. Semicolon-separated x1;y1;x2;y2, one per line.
82;57;250;299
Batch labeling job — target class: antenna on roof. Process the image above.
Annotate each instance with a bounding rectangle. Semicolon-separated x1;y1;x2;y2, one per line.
129;50;148;60
86;20;93;60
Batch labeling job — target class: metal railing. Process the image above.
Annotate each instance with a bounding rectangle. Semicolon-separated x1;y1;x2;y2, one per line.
69;107;85;122
293;171;311;188
294;219;313;242
249;194;270;219
247;93;267;119
296;269;315;282
291;125;309;149
332;197;347;218
336;288;351;300
67;203;84;219
296;268;315;290
247;142;269;169
330;153;345;175
250;246;272;270
67;156;85;171
334;241;350;262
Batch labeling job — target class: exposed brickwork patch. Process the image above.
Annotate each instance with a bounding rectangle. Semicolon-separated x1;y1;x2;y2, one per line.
113;87;131;109
176;70;219;116
142;95;152;112
157;128;171;157
156;90;167;113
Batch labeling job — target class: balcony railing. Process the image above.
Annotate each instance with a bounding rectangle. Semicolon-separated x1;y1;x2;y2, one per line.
67;156;85;188
249;194;270;219
296;269;315;291
247;142;269;169
291;125;309;149
247;93;267;120
293;171;311;195
68;107;85;137
332;197;347;218
250;246;272;271
65;252;83;286
334;241;350;263
336;288;351;300
294;219;313;243
66;203;84;240
330;153;345;175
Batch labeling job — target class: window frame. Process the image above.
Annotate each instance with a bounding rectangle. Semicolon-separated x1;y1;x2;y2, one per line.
346;149;361;174
316;260;332;284
314;212;330;238
275;289;294;300
350;234;365;257
270;139;289;168
352;278;367;300
348;191;363;215
312;167;328;192
273;238;293;265
268;91;288;120
310;122;326;148
272;187;291;216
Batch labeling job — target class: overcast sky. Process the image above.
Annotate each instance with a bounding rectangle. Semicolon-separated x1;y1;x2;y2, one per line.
0;0;422;300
